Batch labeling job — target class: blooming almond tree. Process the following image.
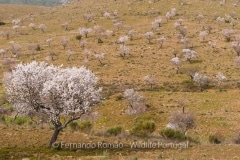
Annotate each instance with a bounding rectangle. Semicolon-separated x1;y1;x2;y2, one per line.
0;49;6;58
39;24;46;33
123;89;146;115
60;37;69;50
4;61;102;147
79;27;92;38
170;57;181;74
216;72;226;90
144;75;156;89
118;35;129;45
193;72;210;91
144;31;154;44
119;44;130;58
94;52;105;65
182;49;197;63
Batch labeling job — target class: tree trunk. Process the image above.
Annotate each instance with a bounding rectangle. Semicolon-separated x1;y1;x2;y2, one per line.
48;125;61;148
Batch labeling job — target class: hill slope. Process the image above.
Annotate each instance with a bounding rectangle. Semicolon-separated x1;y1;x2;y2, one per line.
1;0;240;159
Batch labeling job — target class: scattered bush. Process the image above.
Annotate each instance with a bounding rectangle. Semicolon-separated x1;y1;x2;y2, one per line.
160;128;186;141
76;35;82;41
209;133;224;144
79;121;92;133
69;121;80;132
0;21;5;26
13;116;28;125
115;94;123;101
130;120;156;137
106;126;123;136
233;133;240;144
0;115;5;123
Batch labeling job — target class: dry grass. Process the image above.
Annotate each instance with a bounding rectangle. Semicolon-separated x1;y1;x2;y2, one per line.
1;0;240;159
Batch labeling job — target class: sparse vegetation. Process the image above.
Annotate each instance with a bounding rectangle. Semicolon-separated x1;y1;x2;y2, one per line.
160;128;186;141
130;120;156;137
106;126;123;136
209;133;225;144
0;0;240;159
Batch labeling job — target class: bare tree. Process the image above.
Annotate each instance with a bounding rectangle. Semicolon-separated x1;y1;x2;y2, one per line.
167;111;195;135
28;43;40;60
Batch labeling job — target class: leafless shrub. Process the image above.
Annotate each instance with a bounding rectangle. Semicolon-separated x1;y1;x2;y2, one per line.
9;42;21;57
231;41;240;56
80;40;87;49
167;111;195;135
2;58;16;71
199;30;209;42
66;49;75;61
94;52;105;65
208;40;217;52
38;24;46;33
46;38;53;47
28;43;40;60
127;29;137;41
0;49;6;58
46;51;57;61
83;13;94;22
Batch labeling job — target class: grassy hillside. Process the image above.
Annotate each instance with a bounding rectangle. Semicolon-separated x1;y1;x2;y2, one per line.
1;0;240;159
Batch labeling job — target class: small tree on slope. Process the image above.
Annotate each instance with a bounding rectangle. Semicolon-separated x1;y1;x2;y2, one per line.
3;61;102;147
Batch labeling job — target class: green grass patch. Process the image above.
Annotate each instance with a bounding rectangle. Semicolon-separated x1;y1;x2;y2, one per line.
106;126;123;136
